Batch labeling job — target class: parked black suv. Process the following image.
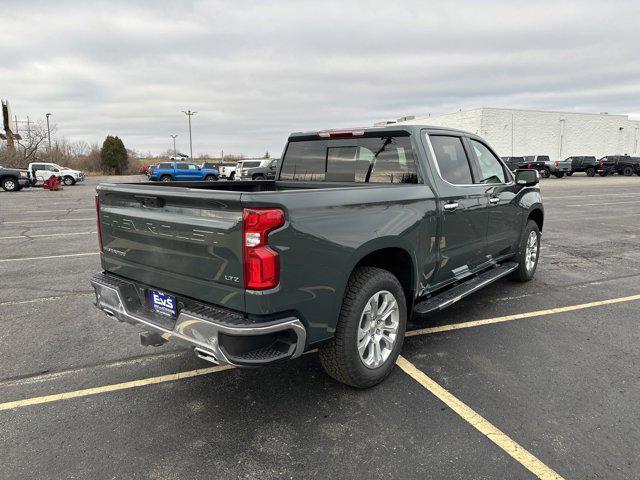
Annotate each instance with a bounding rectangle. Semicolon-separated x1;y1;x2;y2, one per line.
501;156;525;172
566;156;611;177
601;155;640;176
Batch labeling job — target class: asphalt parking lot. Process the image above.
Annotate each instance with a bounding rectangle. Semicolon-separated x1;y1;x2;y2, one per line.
1;174;639;479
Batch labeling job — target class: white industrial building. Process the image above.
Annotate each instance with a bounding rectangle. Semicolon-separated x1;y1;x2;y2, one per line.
389;108;640;160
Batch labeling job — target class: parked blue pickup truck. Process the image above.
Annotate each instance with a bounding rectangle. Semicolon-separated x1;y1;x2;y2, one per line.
148;162;219;182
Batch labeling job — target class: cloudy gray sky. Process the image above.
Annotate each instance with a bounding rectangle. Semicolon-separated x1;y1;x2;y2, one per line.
3;0;640;157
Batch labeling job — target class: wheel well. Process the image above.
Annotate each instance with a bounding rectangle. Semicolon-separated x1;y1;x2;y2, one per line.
353;248;414;308
528;209;544;232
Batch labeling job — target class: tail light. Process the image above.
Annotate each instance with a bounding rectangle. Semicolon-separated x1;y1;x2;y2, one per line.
599;160;604;167
243;208;285;290
95;195;103;251
554;161;558;168
527;162;532;168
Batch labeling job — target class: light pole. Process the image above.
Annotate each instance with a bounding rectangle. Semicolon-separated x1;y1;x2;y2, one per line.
170;134;178;156
182;110;196;158
45;113;52;159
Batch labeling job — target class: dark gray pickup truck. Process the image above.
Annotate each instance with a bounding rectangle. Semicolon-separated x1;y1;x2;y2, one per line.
91;125;543;388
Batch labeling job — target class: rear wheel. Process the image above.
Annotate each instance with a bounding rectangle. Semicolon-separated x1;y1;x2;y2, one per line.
509;220;540;282
204;175;216;181
253;174;265;180
565;171;573;176
586;167;595;177
599;171;608;177
541;168;550;178
623;166;633;176
160;175;172;182
63;176;76;186
229;172;235;180
1;177;20;191
319;266;407;388
553;172;565;178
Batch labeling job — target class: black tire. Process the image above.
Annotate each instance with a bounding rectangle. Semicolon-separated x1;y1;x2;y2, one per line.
565;171;573;176
541;168;550;178
63;176;76;186
586;167;595;177
508;220;541;282
599;171;608;177
623;166;633;176
160;175;173;182
553;172;565;178
1;177;20;192
319;266;407;388
204;175;216;181
229;172;235;180
253;174;265;180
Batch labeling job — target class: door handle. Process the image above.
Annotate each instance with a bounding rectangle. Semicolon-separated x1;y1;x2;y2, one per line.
489;197;500;204
443;202;459;211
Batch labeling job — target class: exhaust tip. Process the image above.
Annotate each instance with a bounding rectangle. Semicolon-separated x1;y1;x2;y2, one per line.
194;348;219;364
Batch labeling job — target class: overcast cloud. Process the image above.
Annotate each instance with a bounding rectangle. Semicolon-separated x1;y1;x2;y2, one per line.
3;0;640;156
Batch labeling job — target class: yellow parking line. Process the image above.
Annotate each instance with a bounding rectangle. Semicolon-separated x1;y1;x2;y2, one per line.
0;365;233;411
397;356;564;480
406;294;640;337
0;294;638;412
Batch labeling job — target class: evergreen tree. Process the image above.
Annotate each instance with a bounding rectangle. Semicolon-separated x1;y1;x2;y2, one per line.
100;135;128;174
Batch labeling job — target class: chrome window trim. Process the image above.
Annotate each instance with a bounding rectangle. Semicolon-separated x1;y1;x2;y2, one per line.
424;132;514;188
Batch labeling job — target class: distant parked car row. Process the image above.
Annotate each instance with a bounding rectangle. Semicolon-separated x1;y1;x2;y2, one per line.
0;162;86;192
142;158;279;182
501;155;640;178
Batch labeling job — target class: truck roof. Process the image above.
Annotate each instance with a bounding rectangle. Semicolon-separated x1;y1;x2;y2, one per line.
288;124;473;140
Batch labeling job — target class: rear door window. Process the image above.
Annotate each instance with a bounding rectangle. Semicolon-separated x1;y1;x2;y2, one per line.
176;163;189;170
159;163;172;169
429;135;473;185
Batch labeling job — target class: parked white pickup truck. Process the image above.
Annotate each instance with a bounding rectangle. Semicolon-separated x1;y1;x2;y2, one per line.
28;162;86;186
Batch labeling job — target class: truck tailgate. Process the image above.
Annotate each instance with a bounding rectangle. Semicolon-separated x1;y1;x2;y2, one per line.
96;184;245;311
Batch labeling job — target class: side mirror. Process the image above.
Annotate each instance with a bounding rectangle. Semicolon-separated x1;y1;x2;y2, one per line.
515;169;539;186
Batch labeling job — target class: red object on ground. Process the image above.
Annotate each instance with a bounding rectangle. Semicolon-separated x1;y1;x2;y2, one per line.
43;176;63;191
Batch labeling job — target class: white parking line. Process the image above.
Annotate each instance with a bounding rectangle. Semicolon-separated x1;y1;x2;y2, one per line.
1;208;95;215
543;192;640;199
1;218;94;224
566;200;640;207
0;252;99;263
0;231;96;240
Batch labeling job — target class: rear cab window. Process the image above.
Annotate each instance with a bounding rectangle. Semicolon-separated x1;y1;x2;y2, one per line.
428;135;473;185
280;134;421;184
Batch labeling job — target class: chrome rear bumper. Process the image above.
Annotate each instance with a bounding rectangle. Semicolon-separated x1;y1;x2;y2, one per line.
91;272;306;367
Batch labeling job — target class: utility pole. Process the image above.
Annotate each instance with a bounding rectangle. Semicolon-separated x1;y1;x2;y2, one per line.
170;134;178;156
45;112;52;160
182;110;196;158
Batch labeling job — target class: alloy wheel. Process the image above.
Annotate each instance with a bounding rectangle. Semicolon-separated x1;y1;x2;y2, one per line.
357;290;400;369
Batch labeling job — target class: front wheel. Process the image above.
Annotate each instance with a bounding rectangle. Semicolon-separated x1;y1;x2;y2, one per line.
599;171;608;177
553;172;565;178
565;171;573;176
63;176;76;186
541;168;551;178
319;266;407;388
509;220;540;282
1;177;20;192
623;166;633;176
586;167;595;177
204;175;216;181
253;174;265;180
